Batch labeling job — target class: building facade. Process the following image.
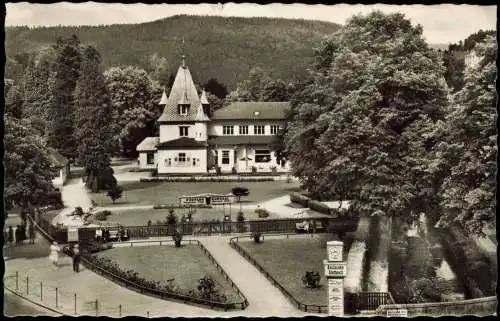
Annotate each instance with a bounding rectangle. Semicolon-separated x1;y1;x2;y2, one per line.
136;56;290;175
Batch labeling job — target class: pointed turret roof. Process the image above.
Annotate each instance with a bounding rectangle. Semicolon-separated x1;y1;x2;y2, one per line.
200;89;209;105
157;57;209;122
159;89;168;105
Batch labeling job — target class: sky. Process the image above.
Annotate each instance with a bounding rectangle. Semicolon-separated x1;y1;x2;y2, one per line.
5;2;497;44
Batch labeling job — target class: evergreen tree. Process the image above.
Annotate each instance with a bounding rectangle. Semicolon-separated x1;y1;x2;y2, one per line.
74;45;116;192
203;78;228;99
286;11;449;220
46;35;82;160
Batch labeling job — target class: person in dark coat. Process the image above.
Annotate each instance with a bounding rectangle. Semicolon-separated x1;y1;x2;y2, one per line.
72;245;81;272
19;224;26;244
28;223;36;244
7;226;13;245
15;225;20;245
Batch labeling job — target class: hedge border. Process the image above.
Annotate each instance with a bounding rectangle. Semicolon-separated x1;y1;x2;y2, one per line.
229;234;328;314
63;239;249;312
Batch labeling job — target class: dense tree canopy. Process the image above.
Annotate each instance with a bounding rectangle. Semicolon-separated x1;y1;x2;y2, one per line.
4;116;57;210
203;78;228;99
285;11;449;221
431;36;497;235
104;66;161;156
46;35;82;159
74;46;116;191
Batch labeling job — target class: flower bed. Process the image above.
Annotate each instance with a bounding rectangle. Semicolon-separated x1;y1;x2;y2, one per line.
70;242;248;310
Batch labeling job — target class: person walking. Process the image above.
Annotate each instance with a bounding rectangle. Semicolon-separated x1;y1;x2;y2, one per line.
28;223;36;244
19;224;26;245
72;245;81;273
7;226;13;245
14;225;20;245
49;241;60;267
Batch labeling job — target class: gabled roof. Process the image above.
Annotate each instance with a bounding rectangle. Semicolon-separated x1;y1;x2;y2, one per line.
156;137;207;149
211;102;289;120
208;135;276;146
136;137;160;152
157;62;209;123
48;148;69;168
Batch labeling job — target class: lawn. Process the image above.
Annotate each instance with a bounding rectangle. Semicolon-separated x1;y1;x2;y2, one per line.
237;235;354;306
87;207;263;226
89;180;300;207
95;244;242;302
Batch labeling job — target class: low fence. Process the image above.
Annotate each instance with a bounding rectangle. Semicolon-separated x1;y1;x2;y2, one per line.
63;239;249;311
3;271;133;317
376;296;497;317
77;217;358;244
32;209;68;244
229;234;394;314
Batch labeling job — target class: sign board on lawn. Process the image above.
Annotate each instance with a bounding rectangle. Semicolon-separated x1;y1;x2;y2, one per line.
386;309;408;317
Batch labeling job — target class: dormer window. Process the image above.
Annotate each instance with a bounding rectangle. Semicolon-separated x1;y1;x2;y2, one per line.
179;104;189;115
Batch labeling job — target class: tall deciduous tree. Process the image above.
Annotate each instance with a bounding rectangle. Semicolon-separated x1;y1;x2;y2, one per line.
432;36;497;235
203;78;228;99
46;35;82;159
286;11;448;221
4;116;57;211
104;66;159;156
74;46;116;192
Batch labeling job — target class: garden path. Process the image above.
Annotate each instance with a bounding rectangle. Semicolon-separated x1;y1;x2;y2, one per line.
4;233;318;317
199;237;318;317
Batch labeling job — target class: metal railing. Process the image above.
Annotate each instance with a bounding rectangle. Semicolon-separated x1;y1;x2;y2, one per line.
63;239;249;311
229;234;395;314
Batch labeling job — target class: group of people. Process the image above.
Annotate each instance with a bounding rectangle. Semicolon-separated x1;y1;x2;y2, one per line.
49;242;81;273
4;223;36;246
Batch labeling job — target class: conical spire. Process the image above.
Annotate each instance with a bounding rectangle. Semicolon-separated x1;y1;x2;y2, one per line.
159;89;168;105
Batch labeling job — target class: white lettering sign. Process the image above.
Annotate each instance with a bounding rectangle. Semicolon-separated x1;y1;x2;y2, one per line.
328;278;344;316
387;309;408;317
324;261;347;277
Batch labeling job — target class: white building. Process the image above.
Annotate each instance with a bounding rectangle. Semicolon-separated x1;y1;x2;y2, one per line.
137;56;291;175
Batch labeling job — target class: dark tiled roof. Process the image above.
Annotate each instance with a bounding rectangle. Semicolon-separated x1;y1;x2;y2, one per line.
208;135;276;146
157;64;209;123
156;137;207;149
48;148;69;167
136;137;160;152
211;102;289;120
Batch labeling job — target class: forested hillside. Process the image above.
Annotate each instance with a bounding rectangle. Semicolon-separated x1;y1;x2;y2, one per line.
5;15;341;89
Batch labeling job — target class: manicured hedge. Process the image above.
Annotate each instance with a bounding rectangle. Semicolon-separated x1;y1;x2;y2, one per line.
289;192;310;207
141;177;274;183
308;200;330;215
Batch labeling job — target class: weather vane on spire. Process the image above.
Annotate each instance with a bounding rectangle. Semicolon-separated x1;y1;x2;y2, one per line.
181;37;186;68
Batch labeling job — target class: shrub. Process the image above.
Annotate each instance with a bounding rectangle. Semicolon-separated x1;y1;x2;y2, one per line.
308;200;330;214
255;208;270;218
231;186;250;202
197;275;227;302
216;166;222;175
251;166;257;173
290;192;310;207
166;208;178;225
107;185;123;204
231;167;237;174
301;271;321;288
252;232;262;243
236;211;245;222
73;207;84;216
172;231;182;247
94;211;109;221
147;220;152;226
270;166;277;173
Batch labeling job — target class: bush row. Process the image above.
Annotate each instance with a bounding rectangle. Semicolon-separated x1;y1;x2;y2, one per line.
289;192;310;207
83;254;229;303
308;200;331;214
141;177;274;183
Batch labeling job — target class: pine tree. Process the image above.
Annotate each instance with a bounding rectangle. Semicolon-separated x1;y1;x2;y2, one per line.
46;35;82;160
74;45;115;192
